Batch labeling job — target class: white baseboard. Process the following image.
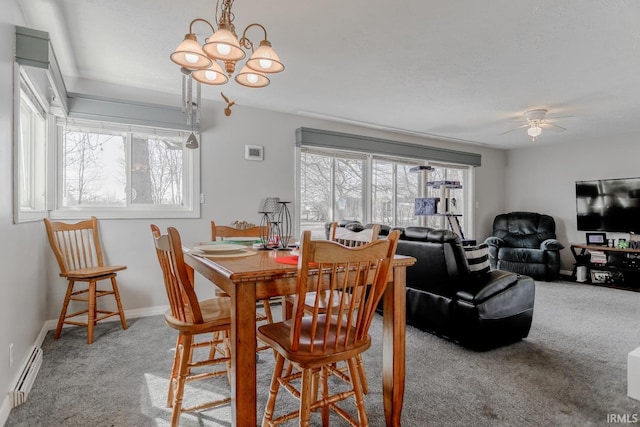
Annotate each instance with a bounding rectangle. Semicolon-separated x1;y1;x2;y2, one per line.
41;305;168;331
1;305;168;426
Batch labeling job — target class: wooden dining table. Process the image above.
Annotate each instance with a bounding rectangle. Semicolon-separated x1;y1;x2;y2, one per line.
183;243;416;427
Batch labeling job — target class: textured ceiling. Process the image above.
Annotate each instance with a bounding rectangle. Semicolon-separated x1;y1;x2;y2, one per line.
17;0;640;148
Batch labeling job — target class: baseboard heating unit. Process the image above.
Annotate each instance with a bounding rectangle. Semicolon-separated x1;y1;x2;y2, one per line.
10;346;43;408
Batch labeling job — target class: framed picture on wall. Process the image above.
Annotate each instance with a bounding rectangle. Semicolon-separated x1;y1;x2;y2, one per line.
586;232;607;246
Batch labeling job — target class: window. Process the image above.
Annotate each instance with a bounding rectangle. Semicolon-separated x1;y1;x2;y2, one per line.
372;158;422;227
298;147;470;238
54;119;199;219
14;68;49;223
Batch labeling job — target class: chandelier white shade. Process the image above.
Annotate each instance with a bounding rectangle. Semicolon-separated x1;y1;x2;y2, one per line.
170;1;284;89
235;65;269;88
246;40;284;73
170;34;212;69
192;61;229;85
202;29;246;62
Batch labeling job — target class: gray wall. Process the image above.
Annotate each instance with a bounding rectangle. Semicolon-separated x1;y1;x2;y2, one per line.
505;135;640;274
0;1;50;419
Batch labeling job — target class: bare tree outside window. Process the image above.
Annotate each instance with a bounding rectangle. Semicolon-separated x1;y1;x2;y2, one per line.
334;157;364;222
132;135;183;205
62;128;186;209
63;130;125;206
300;151;332;236
299;147;468;237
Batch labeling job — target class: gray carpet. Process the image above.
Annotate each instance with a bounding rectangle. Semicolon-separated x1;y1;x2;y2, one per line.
5;281;640;426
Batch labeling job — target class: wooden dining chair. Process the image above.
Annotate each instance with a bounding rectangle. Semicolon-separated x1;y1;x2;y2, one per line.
151;224;232;427
258;229;400;427
329;222;381;247
44;216;127;344
286;222;382;393
211;220;274;353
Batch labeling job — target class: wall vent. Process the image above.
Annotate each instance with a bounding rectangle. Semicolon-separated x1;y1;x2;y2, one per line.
10;346;43;408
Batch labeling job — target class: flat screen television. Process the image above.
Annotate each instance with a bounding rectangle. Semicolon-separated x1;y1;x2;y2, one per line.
576;177;640;232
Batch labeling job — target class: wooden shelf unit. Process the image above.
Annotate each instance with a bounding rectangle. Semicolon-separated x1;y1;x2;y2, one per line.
570;244;640;291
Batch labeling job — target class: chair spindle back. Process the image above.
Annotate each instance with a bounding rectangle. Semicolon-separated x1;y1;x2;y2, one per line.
329;222;381;247
290;230;399;353
44;216;104;275
211;220;267;241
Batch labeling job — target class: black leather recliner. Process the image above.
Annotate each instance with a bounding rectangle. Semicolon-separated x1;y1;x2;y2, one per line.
395;227;535;349
484;212;564;281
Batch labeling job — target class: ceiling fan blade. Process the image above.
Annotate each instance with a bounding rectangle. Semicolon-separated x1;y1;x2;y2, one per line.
545;116;573;122
499;123;529;135
542;122;567;132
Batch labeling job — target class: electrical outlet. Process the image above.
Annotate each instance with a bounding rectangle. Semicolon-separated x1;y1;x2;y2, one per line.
9;343;13;368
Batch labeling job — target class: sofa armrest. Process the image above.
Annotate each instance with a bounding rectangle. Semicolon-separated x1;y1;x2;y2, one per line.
540;239;564;251
484;236;505;248
456;270;520;304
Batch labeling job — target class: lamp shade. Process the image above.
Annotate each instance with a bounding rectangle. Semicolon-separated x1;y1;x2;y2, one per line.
192;61;229;85
245;40;284;73
203;29;246;61
235;65;270;88
261;197;280;213
170;34;212;69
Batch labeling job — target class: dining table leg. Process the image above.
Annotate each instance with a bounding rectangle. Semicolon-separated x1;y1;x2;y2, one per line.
382;265;406;427
230;283;258;427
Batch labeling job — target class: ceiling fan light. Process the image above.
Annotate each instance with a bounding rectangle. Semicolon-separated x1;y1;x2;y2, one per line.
192;61;229;85
246;40;284;73
170;34;212;69
235;65;270;88
527;125;542;138
203;29;246;61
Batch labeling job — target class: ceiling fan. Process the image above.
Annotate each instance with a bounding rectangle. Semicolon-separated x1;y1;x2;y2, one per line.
500;109;572;141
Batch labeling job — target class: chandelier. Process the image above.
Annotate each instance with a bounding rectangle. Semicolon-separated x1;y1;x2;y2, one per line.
170;0;284;89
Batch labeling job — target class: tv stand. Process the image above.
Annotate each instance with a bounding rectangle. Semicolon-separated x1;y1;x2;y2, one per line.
570;244;640;292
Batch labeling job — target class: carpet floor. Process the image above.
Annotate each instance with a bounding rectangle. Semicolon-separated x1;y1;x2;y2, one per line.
5;281;640;426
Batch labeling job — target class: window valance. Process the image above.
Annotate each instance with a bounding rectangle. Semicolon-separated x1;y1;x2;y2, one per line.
295;127;481;167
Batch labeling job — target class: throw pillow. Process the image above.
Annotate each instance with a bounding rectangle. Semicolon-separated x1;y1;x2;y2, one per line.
464;243;491;276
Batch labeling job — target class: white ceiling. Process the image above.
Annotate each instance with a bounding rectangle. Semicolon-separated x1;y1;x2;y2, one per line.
17;0;640;149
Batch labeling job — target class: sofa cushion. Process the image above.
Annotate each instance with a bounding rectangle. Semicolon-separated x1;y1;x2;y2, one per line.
456;270;520;303
464;243;490;276
396;240;461;298
344;222;364;232
498;247;546;264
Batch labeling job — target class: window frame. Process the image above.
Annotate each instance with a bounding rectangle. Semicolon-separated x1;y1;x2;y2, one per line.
49;118;201;220
13;64;51;224
296;145;474;238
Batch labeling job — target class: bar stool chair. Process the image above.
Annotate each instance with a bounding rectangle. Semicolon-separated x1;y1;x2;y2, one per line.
258;229;400;426
44;216;127;344
151;224;232;426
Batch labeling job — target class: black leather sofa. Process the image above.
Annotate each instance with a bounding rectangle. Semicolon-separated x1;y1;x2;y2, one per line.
394;227;535;349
